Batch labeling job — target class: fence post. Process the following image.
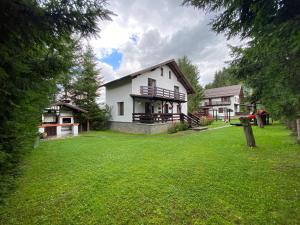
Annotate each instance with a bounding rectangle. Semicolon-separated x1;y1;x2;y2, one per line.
240;117;256;147
256;114;264;128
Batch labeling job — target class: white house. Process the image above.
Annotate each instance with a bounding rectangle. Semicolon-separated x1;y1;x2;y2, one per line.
38;102;88;138
102;59;196;134
200;85;244;119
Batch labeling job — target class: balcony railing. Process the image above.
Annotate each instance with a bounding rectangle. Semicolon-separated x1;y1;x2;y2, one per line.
133;113;181;123
205;101;231;106
140;86;185;101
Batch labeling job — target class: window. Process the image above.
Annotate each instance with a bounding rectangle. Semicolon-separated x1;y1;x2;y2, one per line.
169;71;171;79
174;86;179;93
218;108;224;113
117;102;124;116
161;67;163;76
148;78;156;87
221;96;230;102
174;86;179;99
177;104;181;113
62;117;71;123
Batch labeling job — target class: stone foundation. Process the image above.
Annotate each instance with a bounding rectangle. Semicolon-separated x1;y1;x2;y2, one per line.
109;121;175;134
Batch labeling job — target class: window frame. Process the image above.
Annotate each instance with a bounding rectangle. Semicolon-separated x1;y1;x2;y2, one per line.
62;117;72;124
117;102;124;116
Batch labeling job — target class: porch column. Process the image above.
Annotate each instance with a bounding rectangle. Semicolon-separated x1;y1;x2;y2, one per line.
72;124;79;136
150;100;154;123
132;97;135;122
170;102;173;121
133;97;135;113
57;125;62;137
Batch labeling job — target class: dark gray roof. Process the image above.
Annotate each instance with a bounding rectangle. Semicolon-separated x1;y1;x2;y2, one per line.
53;102;88;113
101;59;195;94
204;84;242;98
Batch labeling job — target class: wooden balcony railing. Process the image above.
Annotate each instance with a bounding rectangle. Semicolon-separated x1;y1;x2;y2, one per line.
140;86;185;101
133;113;181;123
205;101;231;106
132;113;201;127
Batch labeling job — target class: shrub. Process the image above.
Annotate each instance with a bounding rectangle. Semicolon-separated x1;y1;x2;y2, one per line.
176;122;189;131
199;116;214;126
168;124;178;134
168;122;189;134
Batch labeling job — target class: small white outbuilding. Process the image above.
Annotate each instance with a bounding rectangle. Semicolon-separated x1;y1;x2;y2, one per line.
38;102;88;138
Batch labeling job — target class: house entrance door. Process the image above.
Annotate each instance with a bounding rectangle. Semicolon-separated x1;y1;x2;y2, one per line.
148;78;156;95
145;102;154;114
164;104;169;113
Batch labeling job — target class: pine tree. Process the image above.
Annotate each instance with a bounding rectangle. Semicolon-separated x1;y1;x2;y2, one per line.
72;46;110;130
0;0;113;201
177;56;203;112
183;0;300;120
205;67;239;89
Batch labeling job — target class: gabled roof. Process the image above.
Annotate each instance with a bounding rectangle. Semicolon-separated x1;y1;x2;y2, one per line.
102;59;195;94
204;84;242;98
52;102;88;113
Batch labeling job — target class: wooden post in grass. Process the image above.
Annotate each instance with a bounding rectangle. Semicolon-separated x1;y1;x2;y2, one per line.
240;117;256;147
256;114;264;128
296;117;300;144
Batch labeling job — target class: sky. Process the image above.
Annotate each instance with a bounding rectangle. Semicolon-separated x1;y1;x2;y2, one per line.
90;0;240;88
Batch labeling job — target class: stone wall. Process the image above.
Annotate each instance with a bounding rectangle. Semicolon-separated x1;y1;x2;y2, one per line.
109;122;175;134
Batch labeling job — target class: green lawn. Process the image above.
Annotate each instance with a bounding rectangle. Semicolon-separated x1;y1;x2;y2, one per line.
207;120;229;128
0;124;299;225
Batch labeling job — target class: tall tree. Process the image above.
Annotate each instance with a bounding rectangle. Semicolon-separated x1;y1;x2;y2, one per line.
0;0;113;201
177;56;203;112
183;0;300;120
205;67;239;89
56;39;82;101
72;46;110;130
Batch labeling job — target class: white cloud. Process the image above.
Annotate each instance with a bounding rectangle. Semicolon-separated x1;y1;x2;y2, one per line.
91;0;241;87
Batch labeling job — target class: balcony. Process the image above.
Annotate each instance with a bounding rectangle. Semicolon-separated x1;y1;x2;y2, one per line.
205;100;231;106
139;86;185;101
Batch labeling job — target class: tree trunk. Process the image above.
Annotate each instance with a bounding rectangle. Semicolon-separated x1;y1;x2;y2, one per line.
296;118;300;144
256;114;264;128
87;119;90;131
291;120;297;136
240;117;256;147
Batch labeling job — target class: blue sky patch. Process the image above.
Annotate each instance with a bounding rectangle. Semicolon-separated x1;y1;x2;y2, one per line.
100;49;122;70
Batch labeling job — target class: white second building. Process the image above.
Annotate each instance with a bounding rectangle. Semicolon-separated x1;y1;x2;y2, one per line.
102;59;195;134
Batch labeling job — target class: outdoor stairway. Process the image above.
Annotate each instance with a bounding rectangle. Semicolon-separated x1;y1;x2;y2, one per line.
181;113;206;130
190;126;208;131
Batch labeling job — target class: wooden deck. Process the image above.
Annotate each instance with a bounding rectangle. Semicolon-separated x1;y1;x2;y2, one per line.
139;86;185;101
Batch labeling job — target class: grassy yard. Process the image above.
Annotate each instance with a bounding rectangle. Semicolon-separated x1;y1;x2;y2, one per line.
0;124;299;225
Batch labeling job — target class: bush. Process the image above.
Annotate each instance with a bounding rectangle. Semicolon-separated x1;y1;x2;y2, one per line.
167;124;178;134
199;116;214;126
168;122;189;134
176;122;189;131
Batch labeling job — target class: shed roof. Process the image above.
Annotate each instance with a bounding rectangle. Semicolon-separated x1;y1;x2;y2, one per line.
101;59;195;94
52;102;88;113
204;84;242;98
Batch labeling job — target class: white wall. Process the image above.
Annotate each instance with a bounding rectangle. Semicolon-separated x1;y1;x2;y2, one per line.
43;114;56;123
106;80;133;122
